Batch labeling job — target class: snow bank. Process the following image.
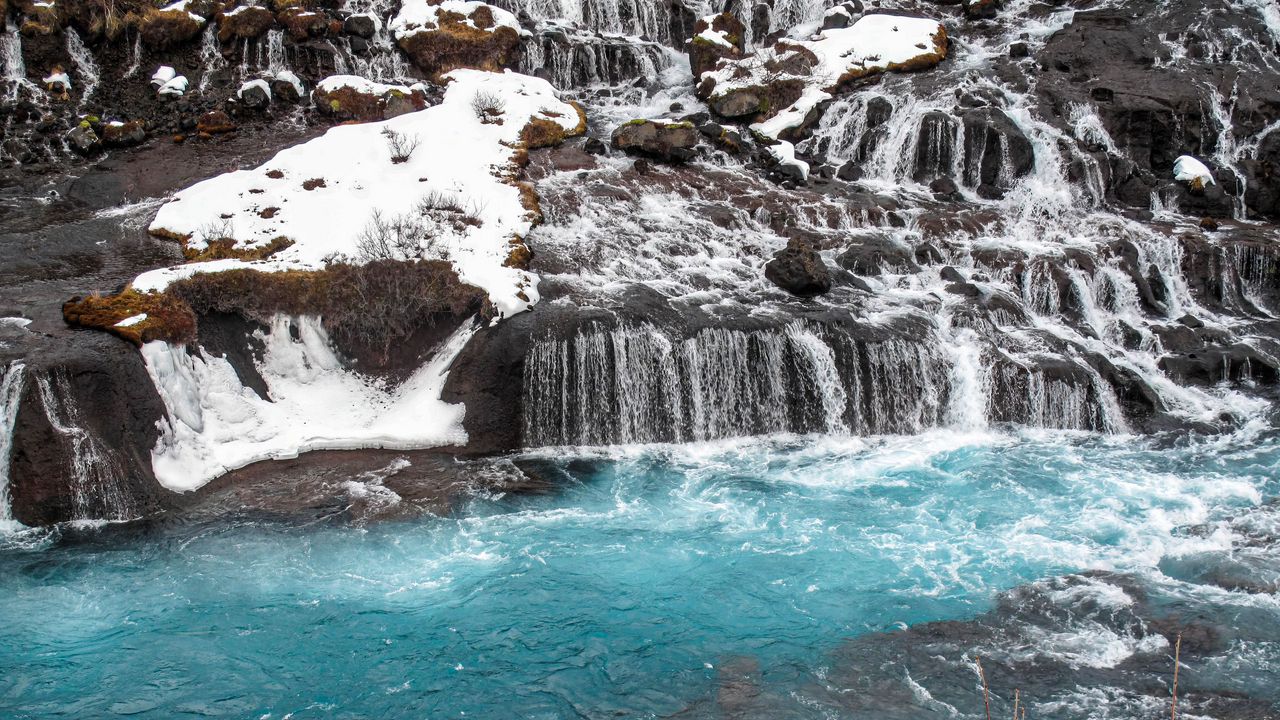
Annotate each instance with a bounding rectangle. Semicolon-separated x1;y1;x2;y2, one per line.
143;69;583;317
390;0;521;41
694;13;735;48
1173;155;1214;187
142;316;475;492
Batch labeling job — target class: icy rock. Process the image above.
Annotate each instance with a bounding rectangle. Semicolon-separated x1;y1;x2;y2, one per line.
688;13;745;79
216;5;275;43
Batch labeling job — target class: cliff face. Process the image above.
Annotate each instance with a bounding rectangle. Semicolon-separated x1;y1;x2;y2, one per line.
2;0;1280;526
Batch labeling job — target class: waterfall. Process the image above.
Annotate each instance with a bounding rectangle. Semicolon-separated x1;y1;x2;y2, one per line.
64;28;100;108
198;25;227;92
2;26;37;102
266;29;287;75
0;364;25;532
123;32;143;78
33;372;134;522
945;329;990;431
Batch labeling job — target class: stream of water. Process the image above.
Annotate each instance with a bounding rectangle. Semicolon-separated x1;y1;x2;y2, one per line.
2;428;1276;718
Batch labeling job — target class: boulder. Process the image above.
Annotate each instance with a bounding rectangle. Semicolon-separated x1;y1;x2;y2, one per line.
610;119;699;162
391;0;522;77
237;79;272;110
196;110;236;134
836;234;920;275
278;8;328;40
99;120;146;148
217;5;276;43
271;71;305;103
65;123;101;155
963;0;999;20
312;75;427;122
960;108;1034;188
343;12;377;38
765;238;832;297
687;13;745;79
138;6;206;48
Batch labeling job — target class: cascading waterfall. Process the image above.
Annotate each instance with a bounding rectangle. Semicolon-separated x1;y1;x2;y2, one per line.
0;364;26;532
2;26;38;102
64;28;100;107
33;372;134;522
520;320;1127;447
198;25;228;92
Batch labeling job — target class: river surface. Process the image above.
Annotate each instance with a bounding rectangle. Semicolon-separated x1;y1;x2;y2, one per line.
1;428;1278;719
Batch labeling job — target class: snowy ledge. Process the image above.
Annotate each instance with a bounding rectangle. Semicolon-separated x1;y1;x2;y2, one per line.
390;0;523;41
143;69;585;319
702;13;947;181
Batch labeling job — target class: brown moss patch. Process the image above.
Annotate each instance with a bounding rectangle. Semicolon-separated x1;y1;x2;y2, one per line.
137;7;204;48
503;237;532;269
169;260;493;362
517;181;542;224
216;5;275;43
184;235;294;262
302;177;326;190
63;289;198;345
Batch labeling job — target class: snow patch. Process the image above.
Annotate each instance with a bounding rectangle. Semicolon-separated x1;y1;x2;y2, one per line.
114;313;148;328
143;69;581;317
1173;155;1214;186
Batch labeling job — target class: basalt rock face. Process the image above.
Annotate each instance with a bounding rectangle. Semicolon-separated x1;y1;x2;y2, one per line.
4;334;169;526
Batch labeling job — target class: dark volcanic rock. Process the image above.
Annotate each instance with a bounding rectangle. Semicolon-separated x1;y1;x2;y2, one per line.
765;238;832;297
611;119;699;162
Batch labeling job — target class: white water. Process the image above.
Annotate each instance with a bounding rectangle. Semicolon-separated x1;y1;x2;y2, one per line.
0;363;25;533
33;372;133;522
64;28;100;108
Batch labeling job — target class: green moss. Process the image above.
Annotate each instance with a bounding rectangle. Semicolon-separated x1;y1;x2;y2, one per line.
623;118;650;127
329;99;341;112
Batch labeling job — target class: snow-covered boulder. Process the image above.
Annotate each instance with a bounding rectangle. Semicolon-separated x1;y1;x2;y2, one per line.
271;71;305;103
138;1;206;48
143;70;587;318
688;13;745;79
391;0;523;77
150;65;177;88
312;75;428;122
157;74;189;98
1174;155;1215;192
42;68;70;95
237;78;272;109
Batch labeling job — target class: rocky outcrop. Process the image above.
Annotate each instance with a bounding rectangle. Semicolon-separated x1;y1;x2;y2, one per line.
687;13;745;79
765;238;832;296
138;5;206;48
391;0;522;77
611;119;699;162
312;76;428;122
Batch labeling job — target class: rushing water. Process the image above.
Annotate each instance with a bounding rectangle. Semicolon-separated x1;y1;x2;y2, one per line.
1;429;1277;718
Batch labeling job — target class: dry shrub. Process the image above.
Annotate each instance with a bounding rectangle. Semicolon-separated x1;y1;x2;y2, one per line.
169;260;493;362
63;289;198;345
186;235;294;262
471;90;506;123
382;127;420;163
